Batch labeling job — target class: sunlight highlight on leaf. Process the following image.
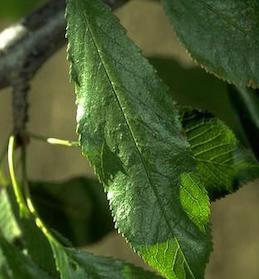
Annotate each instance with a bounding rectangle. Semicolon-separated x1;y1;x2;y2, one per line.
66;0;212;278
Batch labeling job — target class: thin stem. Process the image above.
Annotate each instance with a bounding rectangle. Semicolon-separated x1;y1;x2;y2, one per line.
7;136;29;217
20;142;56;242
8;135;58;246
29;132;79;147
26;196;55;242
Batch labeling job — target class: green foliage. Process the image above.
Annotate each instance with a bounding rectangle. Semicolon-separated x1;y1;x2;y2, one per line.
0;0;259;278
66;0;259;277
0;189;20;278
67;0;212;277
5;187;58;276
148;57;236;133
0;235;53;279
181;109;259;200
0;187;161;279
49;239;162;279
30;177;113;246
162;0;259;88
0;190;20;241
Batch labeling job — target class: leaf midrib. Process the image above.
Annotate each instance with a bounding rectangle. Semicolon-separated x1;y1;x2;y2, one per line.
81;4;195;278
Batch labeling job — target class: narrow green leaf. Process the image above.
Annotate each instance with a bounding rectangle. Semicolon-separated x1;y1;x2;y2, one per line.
7;188;58;277
181;109;259;200
162;0;259;88
30;177;113;246
67;0;211;278
0;235;54;279
49;239;162;279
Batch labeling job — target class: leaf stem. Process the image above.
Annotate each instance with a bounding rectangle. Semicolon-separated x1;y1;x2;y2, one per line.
7;136;29;217
29;132;79;147
26;193;55;242
20;139;56;242
8;135;58;251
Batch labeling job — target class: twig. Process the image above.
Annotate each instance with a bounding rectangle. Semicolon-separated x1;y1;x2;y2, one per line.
11;76;30;141
0;0;129;91
0;0;66;90
0;0;129;142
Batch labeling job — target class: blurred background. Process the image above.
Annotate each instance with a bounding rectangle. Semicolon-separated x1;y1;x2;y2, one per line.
1;0;259;278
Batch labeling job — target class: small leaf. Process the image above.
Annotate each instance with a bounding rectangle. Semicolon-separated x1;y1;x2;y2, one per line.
67;0;211;278
162;0;259;88
30;177;113;246
181;109;259;200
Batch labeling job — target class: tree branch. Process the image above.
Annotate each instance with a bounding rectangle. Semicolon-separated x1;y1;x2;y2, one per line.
0;0;128;91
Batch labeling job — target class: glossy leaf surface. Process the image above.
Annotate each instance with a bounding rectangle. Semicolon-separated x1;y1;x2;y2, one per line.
67;0;211;278
0;187;159;279
162;0;259;88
